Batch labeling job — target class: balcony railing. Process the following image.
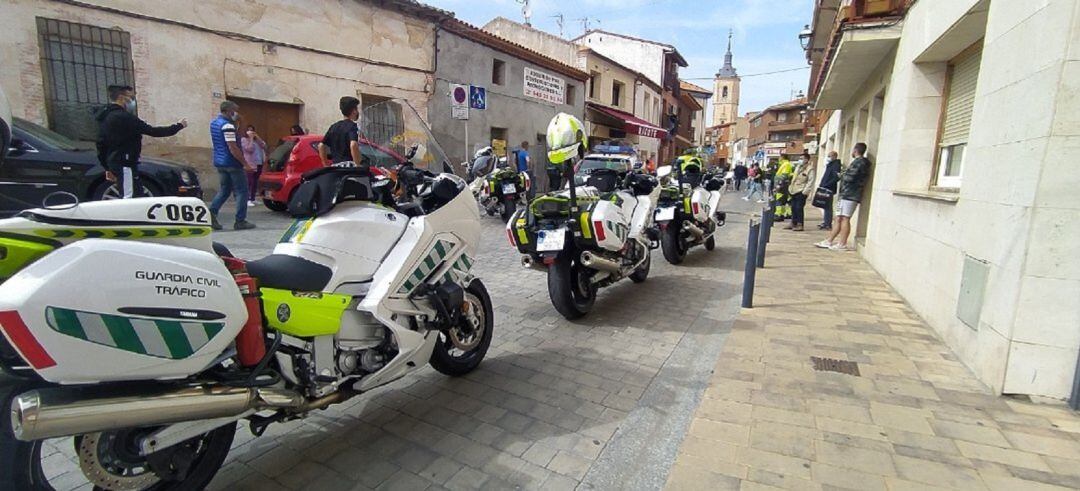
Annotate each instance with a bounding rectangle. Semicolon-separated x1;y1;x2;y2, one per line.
809;0;912;99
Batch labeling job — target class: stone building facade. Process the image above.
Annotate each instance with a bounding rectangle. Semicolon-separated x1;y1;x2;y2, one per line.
807;0;1080;399
0;0;449;178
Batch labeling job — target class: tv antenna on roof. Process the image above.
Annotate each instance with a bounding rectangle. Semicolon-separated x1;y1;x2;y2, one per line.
516;0;533;26
577;17;599;33
552;13;565;37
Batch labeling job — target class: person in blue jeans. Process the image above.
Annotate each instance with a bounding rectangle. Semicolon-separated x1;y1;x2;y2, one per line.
514;141;534;197
208;101;257;230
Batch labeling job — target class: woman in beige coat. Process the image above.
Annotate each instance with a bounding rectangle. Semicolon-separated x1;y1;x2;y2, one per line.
786;154;817;231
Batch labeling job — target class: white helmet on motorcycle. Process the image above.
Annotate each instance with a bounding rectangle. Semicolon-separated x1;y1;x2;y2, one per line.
546;113;586;164
474;146;493;159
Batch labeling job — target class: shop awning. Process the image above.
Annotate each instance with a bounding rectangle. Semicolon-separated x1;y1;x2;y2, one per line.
587;103;668;140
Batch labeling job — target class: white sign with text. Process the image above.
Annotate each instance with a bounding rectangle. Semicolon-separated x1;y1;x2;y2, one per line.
523;67;565;105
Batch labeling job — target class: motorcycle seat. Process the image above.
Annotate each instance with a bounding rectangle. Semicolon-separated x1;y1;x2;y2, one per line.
246;254;333;292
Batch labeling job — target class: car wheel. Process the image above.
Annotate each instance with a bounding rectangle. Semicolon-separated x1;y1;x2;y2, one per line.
263;199;287;212
93;178;161;201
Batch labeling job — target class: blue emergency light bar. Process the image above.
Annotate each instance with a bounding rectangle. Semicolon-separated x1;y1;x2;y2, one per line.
592;144;635;155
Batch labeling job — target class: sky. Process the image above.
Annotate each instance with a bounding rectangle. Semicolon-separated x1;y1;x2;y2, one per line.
424;0;815;121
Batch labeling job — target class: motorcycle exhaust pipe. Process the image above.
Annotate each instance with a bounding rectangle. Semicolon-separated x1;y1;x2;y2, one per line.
580;251;621;273
10;385;305;442
683;221;705;240
521;255;545;271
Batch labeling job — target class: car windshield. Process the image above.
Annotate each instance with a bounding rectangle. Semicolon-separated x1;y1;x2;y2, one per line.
359;99;448;171
13;118;88;151
578;157;630;174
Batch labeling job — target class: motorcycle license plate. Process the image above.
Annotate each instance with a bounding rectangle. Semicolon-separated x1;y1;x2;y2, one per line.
502;183;517;194
536;228;567;252
656;207;676;221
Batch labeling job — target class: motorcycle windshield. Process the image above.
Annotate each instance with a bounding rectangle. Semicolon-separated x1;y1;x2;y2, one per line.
360;99;449;172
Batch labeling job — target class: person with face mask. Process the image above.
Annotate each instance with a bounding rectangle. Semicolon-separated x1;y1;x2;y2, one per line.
95;85;187;198
208;100;256;230
241;125;268;207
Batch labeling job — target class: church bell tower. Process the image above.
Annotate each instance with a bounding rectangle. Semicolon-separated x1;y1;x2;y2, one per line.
712;30;741;127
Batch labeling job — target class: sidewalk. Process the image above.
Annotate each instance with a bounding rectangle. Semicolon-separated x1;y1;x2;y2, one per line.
664;215;1080;491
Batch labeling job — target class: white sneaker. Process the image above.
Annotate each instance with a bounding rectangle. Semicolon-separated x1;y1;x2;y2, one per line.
829;243;854;252
741;196;749;201
247;201;256;207
814;240;833;249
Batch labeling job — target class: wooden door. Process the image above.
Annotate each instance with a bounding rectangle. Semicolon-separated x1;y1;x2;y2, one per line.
226;97;301;149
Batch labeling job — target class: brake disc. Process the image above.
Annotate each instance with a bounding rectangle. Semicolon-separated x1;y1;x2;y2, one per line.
449;294;483;351
77;432;162;491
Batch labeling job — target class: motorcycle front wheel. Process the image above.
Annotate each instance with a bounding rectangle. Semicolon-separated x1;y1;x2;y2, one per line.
0;387;236;491
430;279;494;376
548;251;597;319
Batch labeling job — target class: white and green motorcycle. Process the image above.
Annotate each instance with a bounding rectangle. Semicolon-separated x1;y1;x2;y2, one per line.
0;100;493;490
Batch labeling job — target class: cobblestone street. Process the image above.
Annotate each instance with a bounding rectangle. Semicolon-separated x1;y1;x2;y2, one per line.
207;198;747;490
33;195;749;491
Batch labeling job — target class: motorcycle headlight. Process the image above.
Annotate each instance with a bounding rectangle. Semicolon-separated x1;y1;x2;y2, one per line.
179;170;195;185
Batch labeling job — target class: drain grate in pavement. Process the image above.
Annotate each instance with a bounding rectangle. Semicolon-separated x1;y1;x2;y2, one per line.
810;356;861;376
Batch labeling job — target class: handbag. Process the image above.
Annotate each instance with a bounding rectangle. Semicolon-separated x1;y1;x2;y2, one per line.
812;186;834;208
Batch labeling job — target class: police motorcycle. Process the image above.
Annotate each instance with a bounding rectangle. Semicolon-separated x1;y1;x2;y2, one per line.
469;152;531;222
508;114;659;320
654;155;726;264
0;100;494;490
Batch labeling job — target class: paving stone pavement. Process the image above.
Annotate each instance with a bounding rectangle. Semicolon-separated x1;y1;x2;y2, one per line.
664;208;1080;491
36;193;751;490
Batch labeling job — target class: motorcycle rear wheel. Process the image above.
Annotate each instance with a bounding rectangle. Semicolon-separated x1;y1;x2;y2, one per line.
548;251;596;319
500;197;516;222
661;224;687;265
430;279;494;376
0;387;236;491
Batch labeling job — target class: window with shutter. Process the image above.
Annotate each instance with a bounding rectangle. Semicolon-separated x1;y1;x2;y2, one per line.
934;44;982;188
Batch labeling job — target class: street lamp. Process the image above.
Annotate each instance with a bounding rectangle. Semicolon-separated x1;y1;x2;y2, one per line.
798;24;812;50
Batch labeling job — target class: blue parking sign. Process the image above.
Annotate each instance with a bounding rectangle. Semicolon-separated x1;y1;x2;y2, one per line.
470;86;486;110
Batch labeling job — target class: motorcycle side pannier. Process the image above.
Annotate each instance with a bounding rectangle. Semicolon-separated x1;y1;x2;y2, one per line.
0;239;246;384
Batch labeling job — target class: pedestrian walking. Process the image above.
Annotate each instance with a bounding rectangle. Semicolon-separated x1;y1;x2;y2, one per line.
734;162;748;190
241;125;267;207
817;151;842;230
724;168;736;191
95;85;187;199
319;96;364;167
742;163;766;202
816;142;872;251
514;141;533;197
786;153;816;231
208;100;257;230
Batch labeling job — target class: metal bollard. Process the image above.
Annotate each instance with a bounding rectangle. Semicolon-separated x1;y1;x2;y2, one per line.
762;205;774;244
742;219;760;308
756;212;769;269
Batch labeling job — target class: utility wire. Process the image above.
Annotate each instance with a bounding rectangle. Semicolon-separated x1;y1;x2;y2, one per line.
683;66;809;80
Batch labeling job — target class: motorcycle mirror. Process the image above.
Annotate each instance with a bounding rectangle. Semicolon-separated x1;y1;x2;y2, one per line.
656;165;673;178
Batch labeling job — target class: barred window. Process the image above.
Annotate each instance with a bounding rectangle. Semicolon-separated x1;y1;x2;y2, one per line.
37;17;135;141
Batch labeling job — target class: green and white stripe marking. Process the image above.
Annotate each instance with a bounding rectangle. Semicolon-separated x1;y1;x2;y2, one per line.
441;253;474;285
45;307;223;359
397;239;456;294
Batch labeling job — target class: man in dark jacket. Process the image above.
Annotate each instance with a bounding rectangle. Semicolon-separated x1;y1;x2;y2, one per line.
95;85;187;198
817;151;842;229
816;143;871;251
733;162;748;190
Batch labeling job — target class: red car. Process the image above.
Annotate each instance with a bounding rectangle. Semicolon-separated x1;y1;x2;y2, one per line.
258;134;402;211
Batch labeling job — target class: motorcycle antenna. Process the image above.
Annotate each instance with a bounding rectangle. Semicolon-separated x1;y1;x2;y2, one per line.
552;13;565;37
